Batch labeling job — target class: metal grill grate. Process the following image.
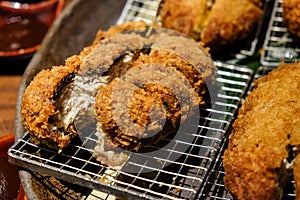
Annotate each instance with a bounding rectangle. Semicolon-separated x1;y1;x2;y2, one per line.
8;62;254;200
199;66;297;200
261;0;300;66
117;0;161;24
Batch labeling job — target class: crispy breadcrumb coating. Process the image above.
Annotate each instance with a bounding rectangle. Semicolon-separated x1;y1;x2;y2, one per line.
21;65;78;151
160;0;263;54
65;21;150;71
21;20;216;170
95;50;205;151
223;62;300;200
159;0;208;41
281;0;300;41
21;21;150;152
21;20;215;159
92;28;215;165
201;0;262;52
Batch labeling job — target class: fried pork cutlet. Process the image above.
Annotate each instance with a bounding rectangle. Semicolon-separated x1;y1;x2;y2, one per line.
93;29;216;166
159;0;209;41
21;65;78;151
160;0;263;54
223;62;300;200
21;21;152;152
281;0;300;41
21;20;216;168
95;51;202;152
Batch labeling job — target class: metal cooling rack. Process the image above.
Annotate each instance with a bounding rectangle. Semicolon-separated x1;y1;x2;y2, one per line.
261;0;300;66
8;62;254;200
117;0;161;24
199;66;297;200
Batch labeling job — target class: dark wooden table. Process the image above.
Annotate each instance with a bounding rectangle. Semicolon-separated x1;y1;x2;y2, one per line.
0;75;22;138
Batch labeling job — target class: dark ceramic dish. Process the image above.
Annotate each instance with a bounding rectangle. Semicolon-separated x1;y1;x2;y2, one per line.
0;0;64;59
14;0;126;198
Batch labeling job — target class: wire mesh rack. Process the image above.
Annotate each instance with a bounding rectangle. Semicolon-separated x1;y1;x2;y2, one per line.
198;65;297;200
260;0;300;66
117;0;161;24
8;61;254;200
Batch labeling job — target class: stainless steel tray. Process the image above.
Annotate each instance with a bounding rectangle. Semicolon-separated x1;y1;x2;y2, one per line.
261;0;300;66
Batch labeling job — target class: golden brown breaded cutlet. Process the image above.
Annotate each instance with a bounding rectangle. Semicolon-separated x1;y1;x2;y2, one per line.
281;0;300;41
291;120;300;200
248;0;263;7
223;62;300;199
92;28;216;166
201;0;262;52
95;50;208;151
21;21;150;152
21;65;78;151
21;19;216;159
160;0;263;54
159;0;208;40
65;21;150;71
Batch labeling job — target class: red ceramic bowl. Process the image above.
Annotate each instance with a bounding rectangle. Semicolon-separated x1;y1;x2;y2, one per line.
0;0;64;58
0;134;26;200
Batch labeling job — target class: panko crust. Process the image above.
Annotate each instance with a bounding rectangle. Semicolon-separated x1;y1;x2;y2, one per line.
201;0;262;53
133;50;208;105
281;0;300;40
21;20;216;163
159;0;208;40
93;28;216;153
160;0;263;53
248;0;263;7
95;77;181;151
95;50;208;151
65;20;150;72
21;65;77;150
21;21;151;151
223;62;300;200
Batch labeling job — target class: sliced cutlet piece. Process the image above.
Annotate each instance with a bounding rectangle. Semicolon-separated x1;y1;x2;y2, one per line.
223;62;300;199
